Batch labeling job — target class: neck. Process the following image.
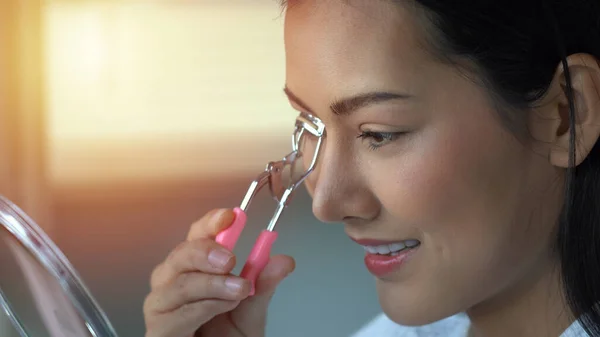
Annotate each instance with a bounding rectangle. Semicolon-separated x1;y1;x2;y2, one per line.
466;260;575;337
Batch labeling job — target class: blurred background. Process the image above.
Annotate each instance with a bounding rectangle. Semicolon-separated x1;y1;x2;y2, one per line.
0;0;380;336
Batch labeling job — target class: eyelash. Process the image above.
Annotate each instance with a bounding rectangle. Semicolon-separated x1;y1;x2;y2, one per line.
356;131;405;151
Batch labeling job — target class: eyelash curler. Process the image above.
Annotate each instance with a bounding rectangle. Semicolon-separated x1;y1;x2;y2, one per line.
215;112;325;295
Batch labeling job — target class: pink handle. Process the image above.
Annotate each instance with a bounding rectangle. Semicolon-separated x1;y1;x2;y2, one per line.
215;208;247;251
240;230;279;296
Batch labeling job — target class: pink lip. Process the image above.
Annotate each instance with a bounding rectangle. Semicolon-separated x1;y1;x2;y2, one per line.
363;246;420;277
349;237;410;246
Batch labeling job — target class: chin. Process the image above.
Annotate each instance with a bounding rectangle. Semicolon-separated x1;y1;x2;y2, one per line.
375;280;459;327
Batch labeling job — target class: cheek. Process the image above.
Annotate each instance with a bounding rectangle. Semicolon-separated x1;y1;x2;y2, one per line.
370;111;541;322
371;108;536;275
371;121;519;228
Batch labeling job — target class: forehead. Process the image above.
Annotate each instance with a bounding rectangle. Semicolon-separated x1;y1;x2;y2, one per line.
283;0;433;102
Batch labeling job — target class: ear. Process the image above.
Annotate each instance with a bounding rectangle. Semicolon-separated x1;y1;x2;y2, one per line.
529;53;600;167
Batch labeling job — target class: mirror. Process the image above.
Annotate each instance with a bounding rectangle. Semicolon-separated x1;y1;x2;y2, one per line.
0;196;117;337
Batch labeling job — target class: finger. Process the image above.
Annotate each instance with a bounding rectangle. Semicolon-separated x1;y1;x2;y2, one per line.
230;255;295;331
145;299;240;337
150;238;236;289
145;273;251;313
186;208;236;241
252;255;296;296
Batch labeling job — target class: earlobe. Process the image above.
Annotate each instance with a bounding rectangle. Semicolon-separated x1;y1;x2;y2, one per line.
530;53;600;168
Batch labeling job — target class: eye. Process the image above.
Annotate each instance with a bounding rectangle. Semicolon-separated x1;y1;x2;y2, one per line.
357;131;405;150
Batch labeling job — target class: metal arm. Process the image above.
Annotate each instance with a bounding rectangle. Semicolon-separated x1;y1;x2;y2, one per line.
239;112;326;230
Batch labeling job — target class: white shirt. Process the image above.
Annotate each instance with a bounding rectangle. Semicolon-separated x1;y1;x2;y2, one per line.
350;313;588;337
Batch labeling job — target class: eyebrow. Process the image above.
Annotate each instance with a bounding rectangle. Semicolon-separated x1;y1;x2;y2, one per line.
283;86;412;116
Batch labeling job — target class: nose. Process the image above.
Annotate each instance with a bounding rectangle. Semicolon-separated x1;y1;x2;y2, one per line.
305;139;380;224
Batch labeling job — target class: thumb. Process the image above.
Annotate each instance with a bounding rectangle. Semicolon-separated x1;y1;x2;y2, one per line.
249;254;295;300
229;255;295;332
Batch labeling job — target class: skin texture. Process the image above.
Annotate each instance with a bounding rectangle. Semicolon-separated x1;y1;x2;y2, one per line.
283;1;600;336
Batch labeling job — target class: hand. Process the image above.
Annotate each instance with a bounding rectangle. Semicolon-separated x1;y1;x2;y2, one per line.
143;209;295;337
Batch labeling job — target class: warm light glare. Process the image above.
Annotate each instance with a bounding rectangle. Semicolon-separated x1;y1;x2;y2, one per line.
75;11;107;81
44;2;295;183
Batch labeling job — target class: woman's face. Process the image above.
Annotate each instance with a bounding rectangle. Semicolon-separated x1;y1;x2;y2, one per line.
284;0;564;325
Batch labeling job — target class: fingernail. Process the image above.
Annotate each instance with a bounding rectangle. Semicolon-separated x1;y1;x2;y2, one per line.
261;262;280;277
225;277;246;293
211;209;226;222
208;249;233;268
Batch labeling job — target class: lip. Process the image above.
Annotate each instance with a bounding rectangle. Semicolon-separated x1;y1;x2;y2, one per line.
363;245;420;277
349;237;415;246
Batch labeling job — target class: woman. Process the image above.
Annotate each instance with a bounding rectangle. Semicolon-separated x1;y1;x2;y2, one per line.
143;1;600;336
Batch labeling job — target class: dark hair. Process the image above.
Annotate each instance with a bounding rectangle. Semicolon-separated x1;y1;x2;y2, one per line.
281;0;600;334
